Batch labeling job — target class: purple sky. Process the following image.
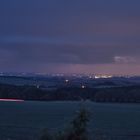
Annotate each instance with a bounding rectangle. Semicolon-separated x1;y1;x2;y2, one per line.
0;0;140;74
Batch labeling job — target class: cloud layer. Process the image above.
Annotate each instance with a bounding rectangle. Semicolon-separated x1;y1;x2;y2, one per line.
0;0;140;74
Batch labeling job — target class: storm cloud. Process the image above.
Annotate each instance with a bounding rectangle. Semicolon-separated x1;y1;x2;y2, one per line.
0;0;140;74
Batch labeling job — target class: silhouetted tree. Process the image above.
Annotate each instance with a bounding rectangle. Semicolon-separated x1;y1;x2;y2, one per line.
40;109;90;140
66;108;90;140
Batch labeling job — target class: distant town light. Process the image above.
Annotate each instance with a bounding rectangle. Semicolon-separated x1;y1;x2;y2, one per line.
95;75;113;79
65;79;69;83
95;76;100;79
81;85;86;89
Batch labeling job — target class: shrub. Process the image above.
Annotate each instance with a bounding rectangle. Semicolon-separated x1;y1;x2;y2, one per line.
40;108;90;140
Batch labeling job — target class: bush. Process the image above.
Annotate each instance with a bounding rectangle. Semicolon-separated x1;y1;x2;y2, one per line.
40;109;90;140
40;129;53;140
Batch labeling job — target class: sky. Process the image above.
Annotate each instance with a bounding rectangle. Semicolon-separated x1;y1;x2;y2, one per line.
0;0;140;75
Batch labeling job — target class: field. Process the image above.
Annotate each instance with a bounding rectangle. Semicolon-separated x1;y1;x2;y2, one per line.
0;101;140;140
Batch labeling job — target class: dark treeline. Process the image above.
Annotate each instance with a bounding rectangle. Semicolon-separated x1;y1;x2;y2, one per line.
94;86;140;103
0;84;96;101
0;83;140;103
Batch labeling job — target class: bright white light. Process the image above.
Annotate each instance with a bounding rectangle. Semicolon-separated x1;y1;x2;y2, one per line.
95;76;100;79
81;85;86;89
65;79;69;83
95;75;112;79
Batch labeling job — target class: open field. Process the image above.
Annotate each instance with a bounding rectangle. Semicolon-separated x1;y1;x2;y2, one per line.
0;101;140;140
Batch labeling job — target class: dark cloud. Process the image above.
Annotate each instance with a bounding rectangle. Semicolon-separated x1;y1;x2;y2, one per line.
1;36;140;65
0;0;140;74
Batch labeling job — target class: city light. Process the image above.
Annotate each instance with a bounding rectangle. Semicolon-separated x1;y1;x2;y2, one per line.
95;75;113;79
81;85;86;89
65;79;69;83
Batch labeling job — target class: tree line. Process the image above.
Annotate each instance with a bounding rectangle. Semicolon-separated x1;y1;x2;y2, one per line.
0;83;140;103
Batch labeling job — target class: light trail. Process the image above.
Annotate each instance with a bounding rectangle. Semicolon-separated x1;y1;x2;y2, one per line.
0;99;24;102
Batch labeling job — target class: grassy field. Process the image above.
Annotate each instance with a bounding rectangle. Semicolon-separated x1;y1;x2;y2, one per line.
0;101;140;140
